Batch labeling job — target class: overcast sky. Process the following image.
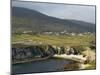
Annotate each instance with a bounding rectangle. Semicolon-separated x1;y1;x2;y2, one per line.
12;1;95;24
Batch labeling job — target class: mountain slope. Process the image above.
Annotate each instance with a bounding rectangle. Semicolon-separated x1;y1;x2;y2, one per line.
12;7;95;33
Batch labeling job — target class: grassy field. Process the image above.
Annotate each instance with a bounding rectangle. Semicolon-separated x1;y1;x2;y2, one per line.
12;34;95;47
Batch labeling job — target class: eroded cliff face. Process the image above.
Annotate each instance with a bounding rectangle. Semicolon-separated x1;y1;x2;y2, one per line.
12;45;54;59
12;44;81;63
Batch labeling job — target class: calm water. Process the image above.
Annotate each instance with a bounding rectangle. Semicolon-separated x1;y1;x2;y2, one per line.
12;58;77;74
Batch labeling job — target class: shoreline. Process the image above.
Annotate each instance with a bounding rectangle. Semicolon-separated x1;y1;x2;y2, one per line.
12;54;93;70
53;54;86;63
12;56;50;64
12;54;86;64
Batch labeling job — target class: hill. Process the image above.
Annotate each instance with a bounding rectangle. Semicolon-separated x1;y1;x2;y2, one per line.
12;7;95;33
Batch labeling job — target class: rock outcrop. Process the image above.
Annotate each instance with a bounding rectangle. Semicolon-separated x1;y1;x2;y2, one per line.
12;44;84;63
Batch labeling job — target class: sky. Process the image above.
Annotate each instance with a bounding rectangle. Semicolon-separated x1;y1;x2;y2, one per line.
12;1;95;24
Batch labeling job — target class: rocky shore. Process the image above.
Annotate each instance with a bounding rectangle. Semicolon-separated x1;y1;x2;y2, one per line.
12;43;95;66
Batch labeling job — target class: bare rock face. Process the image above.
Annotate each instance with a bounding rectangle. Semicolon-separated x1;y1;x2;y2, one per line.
12;44;83;61
12;44;56;62
13;44;94;64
